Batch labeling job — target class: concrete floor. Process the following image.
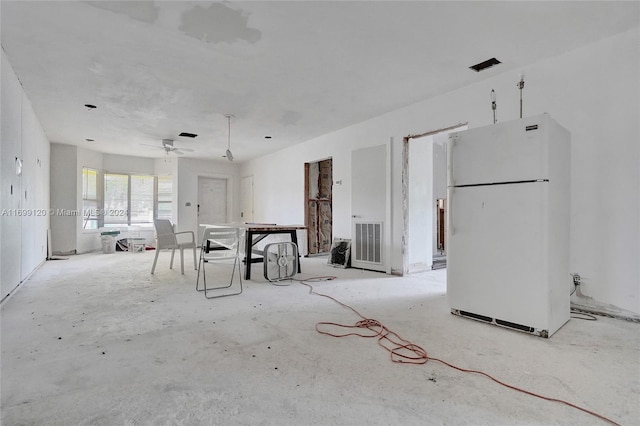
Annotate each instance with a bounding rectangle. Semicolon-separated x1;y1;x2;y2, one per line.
1;250;638;426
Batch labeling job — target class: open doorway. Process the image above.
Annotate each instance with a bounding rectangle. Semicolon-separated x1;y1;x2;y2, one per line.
402;123;467;274
434;198;447;269
304;159;332;256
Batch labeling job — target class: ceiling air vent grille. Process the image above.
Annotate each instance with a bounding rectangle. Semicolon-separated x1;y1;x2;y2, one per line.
470;57;501;72
179;132;198;138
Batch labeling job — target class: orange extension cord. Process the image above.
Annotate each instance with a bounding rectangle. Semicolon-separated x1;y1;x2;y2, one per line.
297;276;621;426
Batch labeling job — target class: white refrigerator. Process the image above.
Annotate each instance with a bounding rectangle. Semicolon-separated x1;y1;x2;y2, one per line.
446;113;570;338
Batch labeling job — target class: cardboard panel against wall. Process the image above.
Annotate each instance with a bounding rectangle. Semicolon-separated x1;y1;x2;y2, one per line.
307;200;318;254
318;200;332;252
318;159;332;199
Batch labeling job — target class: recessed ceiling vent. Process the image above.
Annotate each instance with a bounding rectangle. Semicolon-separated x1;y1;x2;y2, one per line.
470;57;501;72
179;132;198;138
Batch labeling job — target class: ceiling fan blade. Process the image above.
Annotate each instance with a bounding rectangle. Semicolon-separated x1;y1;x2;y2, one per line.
177;147;194;152
226;149;234;162
172;150;184;155
141;144;163;150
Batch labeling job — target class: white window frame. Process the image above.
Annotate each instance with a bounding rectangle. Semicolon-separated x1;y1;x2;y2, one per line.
82;168;173;231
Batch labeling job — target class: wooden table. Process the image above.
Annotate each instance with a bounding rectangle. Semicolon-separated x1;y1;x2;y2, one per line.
200;223;306;280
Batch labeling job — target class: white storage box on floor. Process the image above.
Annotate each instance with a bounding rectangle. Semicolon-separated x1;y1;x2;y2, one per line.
100;231;120;254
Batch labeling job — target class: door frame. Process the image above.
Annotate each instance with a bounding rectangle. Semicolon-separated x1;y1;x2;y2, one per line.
402;122;467;275
304;158;333;256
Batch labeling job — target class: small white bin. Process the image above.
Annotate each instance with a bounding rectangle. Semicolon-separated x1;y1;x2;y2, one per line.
101;235;116;254
100;230;120;254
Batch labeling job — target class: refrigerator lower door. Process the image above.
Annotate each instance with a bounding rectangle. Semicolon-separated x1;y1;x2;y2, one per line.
447;181;567;337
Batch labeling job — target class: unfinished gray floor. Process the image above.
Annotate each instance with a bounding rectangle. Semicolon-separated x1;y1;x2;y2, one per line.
1;251;638;426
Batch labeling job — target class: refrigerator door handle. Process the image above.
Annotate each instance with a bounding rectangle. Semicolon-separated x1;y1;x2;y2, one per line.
447;135;456;187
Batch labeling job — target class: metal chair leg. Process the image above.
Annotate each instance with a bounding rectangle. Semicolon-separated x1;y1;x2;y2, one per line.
151;248;160;274
192;246;197;270
197;256;243;299
196;249;205;292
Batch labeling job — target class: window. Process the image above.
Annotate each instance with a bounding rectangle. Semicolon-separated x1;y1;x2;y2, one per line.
104;173;129;227
130;175;154;224
82;168;101;229
82;168;173;230
156;176;173;220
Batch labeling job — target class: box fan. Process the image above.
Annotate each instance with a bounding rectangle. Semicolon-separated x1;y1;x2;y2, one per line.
263;242;298;281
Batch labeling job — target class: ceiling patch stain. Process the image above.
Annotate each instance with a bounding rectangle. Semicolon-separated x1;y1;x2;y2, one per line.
179;3;261;44
278;111;301;127
97;64;175;127
86;1;160;24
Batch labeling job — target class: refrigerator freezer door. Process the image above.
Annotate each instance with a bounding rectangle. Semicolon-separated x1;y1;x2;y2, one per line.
447;182;553;332
448;114;552;186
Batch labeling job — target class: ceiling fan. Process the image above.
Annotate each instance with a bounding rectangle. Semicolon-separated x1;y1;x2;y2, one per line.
143;139;194;155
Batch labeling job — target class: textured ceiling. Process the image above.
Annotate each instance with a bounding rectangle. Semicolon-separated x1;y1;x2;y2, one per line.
1;1;638;162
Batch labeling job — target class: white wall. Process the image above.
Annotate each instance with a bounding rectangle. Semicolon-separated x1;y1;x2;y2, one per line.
50;143;77;254
76;146;104;253
20;92;50;276
103;153;154;175
407;135;433;272
242;28;640;314
175;157;241;235
1;50;24;294
1;51;50;300
50;143;105;254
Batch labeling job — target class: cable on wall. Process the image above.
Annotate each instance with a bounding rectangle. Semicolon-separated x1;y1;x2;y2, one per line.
297;276;621;426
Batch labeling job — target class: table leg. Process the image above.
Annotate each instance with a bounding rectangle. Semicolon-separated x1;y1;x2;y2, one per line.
290;231;302;273
245;230;252;280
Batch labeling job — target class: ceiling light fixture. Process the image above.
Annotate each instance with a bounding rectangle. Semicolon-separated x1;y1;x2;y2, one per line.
490;90;497;124
517;73;525;118
224;114;234;162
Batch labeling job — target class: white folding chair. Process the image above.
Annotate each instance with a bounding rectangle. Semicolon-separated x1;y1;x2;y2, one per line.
196;227;243;298
151;219;197;275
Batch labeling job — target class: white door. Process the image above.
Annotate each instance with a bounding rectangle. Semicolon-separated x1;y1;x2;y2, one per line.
240;175;254;223
197;177;227;243
351;144;389;272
